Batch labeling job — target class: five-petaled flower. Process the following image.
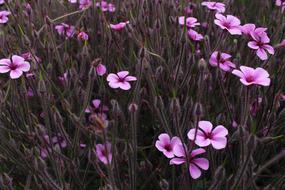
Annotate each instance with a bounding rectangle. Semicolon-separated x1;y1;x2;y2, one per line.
96;142;112;165
0;55;31;79
232;66;271;86
201;1;225;13
214;13;242;35
155;133;181;158
187;121;228;150
170;145;209;179
209;51;236;71
107;71;137;90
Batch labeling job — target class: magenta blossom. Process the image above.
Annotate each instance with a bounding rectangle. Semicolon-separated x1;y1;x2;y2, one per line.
0;55;30;79
214;13;242;35
248;30;274;60
68;0;77;3
187;29;204;41
0;0;4;5
178;16;200;28
209;51;236;71
96;1;116;12
96;63;107;76
0;10;11;24
77;31;89;41
155;133;181;158
188;121;228;150
276;0;285;7
55;23;76;38
107;71;137;90
170;145;209;179
201;2;225;13
109;21;129;31
232;66;270;86
96;142;112;165
241;23;256;36
79;0;91;10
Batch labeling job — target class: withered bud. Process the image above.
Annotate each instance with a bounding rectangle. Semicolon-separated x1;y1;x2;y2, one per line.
91;58;102;68
128;102;138;112
194;102;203;116
198;58;207;71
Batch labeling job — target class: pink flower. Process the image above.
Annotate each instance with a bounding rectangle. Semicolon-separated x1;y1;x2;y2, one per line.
55;23;76;39
68;0;77;3
241;23;256;36
248;30;274;60
96;1;116;12
58;72;68;85
232;66;270;86
85;99;108;116
0;10;11;24
96;63;107;76
155;133;181;158
188;121;228;150
77;31;89;41
0;0;5;5
170;145;209;179
201;1;225;13
96;142;112;165
0;55;30;79
276;0;285;7
107;71;137;90
187;29;203;41
109;21;129;31
178;16;200;28
209;51;236;71
214;13;242;35
79;0;91;10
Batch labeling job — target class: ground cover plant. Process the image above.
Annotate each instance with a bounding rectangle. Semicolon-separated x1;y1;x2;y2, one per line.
0;0;285;189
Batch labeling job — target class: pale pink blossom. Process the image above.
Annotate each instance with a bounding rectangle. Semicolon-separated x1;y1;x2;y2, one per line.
188;121;228;150
107;71;137;90
170;145;209;179
248;29;274;60
187;29;204;41
0;55;30;79
232;66;271;86
0;0;5;5
0;10;11;24
155;133;181;158
241;23;256;36
201;2;225;13
178;16;200;28
96;63;107;76
96;1;116;12
109;21;129;31
77;31;89;41
55;23;76;38
276;0;285;7
96;142;112;165
209;51;236;71
214;13;242;35
68;0;77;3
79;0;91;10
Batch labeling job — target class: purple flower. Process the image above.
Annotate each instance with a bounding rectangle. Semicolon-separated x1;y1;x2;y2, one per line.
178;16;200;28
77;31;89;41
248;29;274;60
96;142;112;165
214;13;242;35
155;133;181;158
232;66;271;86
170;145;209;179
187;29;204;41
55;23;76;39
0;10;11;24
201;1;225;13
79;0;91;10
107;71;137;90
109;21;129;31
96;63;107;76
0;55;31;79
187;121;228;150
209;51;236;71
96;1;116;12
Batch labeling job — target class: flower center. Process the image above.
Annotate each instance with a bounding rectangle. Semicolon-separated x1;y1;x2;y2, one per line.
118;77;125;83
164;144;172;152
9;63;18;70
245;75;254;83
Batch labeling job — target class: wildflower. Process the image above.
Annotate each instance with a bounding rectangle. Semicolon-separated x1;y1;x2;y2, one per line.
109;21;129;31
96;142;112;165
170;145;209;179
0;0;5;5
0;10;11;24
187;29;204;41
79;0;91;10
68;0;77;3
58;72;68;85
85;99;109;119
248;29;274;60
0;55;31;79
209;51;236;71
214;13;242;35
232;66;270;86
178;16;200;28
201;1;225;13
107;71;137;90
241;23;256;36
55;23;76;38
77;31;89;41
155;133;181;158
188;121;228;150
276;0;285;7
96;1;116;12
95;63;107;76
